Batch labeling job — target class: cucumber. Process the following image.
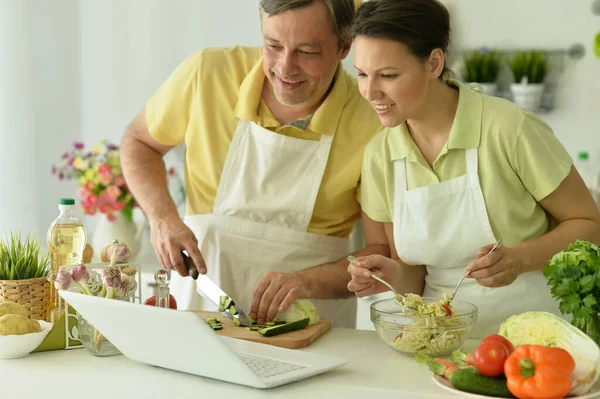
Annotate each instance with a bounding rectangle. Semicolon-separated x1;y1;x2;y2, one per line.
206;317;217;324
247;326;260;331
264;321;276;327
233;318;241;327
258;318;310;337
229;304;238;315
211;324;223;331
449;368;514;398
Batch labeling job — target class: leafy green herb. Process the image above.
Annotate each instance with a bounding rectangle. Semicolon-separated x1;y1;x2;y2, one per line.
509;50;548;84
462;49;503;83
544;240;600;342
0;231;50;280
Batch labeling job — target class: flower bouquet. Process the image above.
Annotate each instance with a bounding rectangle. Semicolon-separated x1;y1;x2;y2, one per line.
51;140;139;223
53;240;136;354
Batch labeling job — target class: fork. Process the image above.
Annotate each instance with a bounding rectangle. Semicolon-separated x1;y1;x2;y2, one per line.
450;237;503;302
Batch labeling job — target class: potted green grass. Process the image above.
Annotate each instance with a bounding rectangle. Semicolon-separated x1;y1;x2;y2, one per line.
509;50;548;111
0;231;51;320
462;49;503;96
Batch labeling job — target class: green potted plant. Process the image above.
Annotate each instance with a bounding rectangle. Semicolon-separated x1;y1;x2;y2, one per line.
509;50;548;111
462;48;503;96
0;231;51;321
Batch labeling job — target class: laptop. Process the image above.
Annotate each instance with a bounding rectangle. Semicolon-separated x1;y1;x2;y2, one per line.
59;291;348;388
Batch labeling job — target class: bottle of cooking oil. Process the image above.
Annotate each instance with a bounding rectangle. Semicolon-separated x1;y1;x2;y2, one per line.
47;198;87;322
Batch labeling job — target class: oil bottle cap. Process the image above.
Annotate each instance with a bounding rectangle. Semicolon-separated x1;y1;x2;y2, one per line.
59;198;75;205
578;152;589;160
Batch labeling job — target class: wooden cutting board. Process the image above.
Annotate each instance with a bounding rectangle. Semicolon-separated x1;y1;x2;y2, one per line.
193;311;331;349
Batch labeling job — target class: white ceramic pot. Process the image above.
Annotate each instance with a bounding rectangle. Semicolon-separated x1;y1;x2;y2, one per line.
510;83;545;111
91;213;141;261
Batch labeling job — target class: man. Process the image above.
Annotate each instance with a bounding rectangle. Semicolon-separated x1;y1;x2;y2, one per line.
120;0;386;328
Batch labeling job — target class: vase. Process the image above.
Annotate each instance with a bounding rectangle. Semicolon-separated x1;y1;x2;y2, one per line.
572;313;600;346
510;83;545;111
76;312;121;357
91;212;141;261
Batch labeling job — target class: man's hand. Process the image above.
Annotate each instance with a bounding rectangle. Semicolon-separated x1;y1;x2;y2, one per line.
466;243;522;287
149;217;206;278
347;254;401;297
250;272;312;325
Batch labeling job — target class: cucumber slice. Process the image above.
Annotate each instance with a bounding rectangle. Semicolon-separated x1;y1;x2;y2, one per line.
258;318;310;336
264;321;276;327
229;304;238;315
206;317;217;324
247;326;260;331
233;318;241;327
211;324;223;331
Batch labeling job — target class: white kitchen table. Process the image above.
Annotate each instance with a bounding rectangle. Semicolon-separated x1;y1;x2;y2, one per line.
1;327;476;399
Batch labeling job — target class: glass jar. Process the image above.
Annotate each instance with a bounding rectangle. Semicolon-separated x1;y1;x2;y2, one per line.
76;313;121;357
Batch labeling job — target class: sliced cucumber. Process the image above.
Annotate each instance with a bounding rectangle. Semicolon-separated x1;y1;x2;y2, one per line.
264;321;276;327
233;318;241;327
206;317;217;324
229;304;238;315
258;318;310;336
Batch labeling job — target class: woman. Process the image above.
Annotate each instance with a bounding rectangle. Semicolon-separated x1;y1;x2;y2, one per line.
348;0;600;337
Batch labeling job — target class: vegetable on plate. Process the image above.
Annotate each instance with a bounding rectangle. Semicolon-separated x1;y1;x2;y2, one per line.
499;311;600;396
504;344;574;399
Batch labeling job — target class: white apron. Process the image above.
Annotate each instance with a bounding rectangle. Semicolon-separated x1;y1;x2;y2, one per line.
393;147;560;338
170;120;356;328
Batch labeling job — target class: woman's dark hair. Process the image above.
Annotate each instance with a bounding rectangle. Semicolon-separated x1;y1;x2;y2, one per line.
352;0;452;78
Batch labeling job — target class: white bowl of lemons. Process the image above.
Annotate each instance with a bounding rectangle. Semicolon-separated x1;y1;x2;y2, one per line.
0;301;53;359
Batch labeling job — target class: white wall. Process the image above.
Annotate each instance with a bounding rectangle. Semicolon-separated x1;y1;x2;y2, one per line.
441;0;600;162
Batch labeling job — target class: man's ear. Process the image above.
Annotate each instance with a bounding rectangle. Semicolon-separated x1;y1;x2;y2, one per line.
339;39;352;60
428;48;445;78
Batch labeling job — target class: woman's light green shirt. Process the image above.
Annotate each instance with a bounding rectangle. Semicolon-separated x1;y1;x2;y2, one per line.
361;80;573;246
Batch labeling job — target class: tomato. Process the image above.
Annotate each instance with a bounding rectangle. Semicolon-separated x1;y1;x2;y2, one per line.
473;340;510;377
144;294;178;310
442;304;453;316
481;334;515;354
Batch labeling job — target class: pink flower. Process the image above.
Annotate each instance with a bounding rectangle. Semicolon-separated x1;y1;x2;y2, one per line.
112;201;125;211
98;173;112;185
107;213;117;222
51;166;57;175
98;163;111;175
114;176;126;187
58;172;64;181
106;185;120;200
73;141;84;150
61;152;70;159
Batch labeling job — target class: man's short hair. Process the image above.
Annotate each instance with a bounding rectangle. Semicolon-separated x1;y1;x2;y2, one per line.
260;0;355;48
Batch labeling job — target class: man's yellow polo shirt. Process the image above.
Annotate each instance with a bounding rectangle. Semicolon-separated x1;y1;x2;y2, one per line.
145;46;382;237
361;80;573;247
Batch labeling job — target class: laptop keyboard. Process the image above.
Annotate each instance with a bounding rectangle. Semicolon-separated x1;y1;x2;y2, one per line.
239;354;306;378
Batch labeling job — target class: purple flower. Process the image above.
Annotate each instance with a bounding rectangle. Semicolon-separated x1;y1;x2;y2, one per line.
73;141;84;150
70;264;89;283
61;152;70;159
106;143;118;151
54;270;73;290
51;166;57;175
58;172;64;181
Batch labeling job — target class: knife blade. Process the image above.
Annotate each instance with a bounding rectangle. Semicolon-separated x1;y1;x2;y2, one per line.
183;252;252;327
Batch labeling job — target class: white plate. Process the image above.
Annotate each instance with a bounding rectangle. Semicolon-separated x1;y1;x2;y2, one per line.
432;374;600;399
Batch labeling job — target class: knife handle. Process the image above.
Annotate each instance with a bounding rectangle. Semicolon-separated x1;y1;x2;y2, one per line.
182;252;200;280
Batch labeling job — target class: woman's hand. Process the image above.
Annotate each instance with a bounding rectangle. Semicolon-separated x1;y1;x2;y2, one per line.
466;243;524;287
347;255;402;297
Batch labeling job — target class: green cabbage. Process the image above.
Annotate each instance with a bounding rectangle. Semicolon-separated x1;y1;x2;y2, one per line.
499;311;600;395
276;299;320;325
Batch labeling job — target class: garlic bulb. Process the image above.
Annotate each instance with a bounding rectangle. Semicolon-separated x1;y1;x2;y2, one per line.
101;239;132;265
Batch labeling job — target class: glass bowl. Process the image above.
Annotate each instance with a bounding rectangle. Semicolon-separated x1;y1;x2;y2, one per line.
370;297;477;357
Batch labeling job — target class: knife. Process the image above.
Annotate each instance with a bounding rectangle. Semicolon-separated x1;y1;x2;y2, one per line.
183;252;253;327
